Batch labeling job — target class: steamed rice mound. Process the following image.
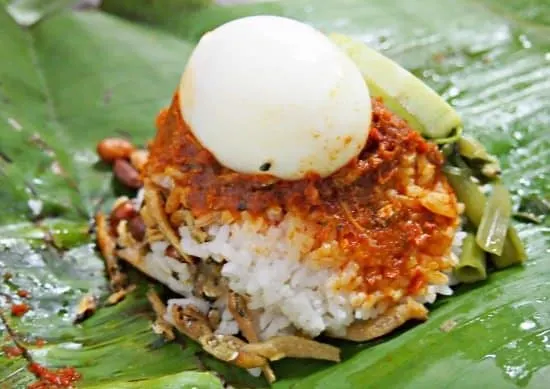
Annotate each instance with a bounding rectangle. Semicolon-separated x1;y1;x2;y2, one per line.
116;93;462;342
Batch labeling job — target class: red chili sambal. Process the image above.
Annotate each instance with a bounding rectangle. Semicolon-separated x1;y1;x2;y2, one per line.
146;93;460;296
27;362;81;389
11;303;30;317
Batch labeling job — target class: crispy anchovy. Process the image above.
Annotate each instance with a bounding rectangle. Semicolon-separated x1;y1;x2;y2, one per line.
194;262;225;300
95;212;127;291
147;289;175;341
170;305;269;370
171;304;213;341
228;292;276;383
144;181;192;263
333;297;428;342
242;336;340;362
74;294;98;324
228;292;258;341
200;334;268;369
106;284;136;305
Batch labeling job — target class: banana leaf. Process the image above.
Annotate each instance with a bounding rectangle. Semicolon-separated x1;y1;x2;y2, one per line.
1;0;549;388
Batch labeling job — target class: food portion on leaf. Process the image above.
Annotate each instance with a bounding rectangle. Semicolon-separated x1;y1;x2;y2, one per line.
94;15;525;382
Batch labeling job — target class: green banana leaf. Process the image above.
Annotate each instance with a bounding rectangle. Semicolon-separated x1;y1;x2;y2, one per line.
1;0;549;388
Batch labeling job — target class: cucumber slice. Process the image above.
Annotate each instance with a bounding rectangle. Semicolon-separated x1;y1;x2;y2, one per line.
330;33;462;139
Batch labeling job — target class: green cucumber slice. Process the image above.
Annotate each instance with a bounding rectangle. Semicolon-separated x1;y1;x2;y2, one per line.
330;33;462;139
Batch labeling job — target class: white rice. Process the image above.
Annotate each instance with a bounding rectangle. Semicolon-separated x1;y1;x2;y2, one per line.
144;241;194;296
151;214;464;340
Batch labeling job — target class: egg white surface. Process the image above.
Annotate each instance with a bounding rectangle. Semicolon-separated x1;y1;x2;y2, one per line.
179;15;371;180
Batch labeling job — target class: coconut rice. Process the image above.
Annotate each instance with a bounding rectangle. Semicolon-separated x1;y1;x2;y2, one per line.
135;199;466;340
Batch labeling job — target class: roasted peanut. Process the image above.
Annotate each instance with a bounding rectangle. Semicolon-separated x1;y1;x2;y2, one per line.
130;149;149;172
114;159;142;188
110;200;137;232
128;215;146;241
97;138;134;163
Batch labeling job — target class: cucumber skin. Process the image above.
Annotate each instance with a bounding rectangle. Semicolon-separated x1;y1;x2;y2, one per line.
330;33;462;139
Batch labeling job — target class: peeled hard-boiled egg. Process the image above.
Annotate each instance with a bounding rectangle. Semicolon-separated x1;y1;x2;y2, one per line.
179;15;371;180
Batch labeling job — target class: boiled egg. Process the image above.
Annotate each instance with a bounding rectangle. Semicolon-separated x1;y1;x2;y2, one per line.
179;15;371;180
